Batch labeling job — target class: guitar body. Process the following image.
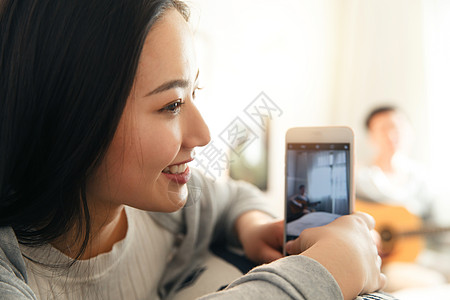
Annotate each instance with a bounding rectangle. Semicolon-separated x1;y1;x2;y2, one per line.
355;199;425;264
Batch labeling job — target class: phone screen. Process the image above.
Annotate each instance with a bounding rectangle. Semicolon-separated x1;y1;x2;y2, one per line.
285;143;351;245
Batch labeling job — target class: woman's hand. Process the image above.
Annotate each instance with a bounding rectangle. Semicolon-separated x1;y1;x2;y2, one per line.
235;211;285;264
285;212;387;300
236;210;386;299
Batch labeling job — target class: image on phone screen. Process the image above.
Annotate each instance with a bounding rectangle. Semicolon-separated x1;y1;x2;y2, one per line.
285;143;351;243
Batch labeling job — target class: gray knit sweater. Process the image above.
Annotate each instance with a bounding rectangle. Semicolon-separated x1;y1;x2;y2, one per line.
0;169;342;299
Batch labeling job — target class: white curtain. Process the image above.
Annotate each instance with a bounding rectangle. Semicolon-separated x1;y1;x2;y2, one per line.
331;0;429;165
308;151;348;214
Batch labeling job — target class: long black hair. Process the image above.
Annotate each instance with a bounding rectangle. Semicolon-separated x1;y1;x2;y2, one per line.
0;0;188;260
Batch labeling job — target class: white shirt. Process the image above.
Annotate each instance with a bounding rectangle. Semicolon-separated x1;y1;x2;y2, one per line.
356;156;434;218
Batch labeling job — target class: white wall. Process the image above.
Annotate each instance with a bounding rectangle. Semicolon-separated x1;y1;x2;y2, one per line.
189;0;341;215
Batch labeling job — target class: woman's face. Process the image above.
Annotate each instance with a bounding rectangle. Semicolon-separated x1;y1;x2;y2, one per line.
87;9;210;212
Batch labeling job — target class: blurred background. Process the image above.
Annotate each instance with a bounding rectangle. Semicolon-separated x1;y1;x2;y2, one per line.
186;0;450;296
187;0;450;220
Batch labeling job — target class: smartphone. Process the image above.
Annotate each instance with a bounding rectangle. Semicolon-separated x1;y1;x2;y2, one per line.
284;126;354;255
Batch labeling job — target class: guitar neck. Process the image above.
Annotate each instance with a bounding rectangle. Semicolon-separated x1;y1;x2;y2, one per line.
395;226;450;238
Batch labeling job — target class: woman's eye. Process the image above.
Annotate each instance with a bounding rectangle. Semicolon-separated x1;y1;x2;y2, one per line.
159;99;185;114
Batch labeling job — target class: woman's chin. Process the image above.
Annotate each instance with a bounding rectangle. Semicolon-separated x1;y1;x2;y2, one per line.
166;185;188;210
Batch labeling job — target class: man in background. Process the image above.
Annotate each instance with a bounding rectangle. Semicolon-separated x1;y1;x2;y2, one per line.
356;105;446;292
357;105;434;219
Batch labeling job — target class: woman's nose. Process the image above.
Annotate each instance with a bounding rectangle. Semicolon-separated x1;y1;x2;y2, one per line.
181;102;211;149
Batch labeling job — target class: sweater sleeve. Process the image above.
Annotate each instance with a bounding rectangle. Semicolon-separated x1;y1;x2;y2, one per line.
198;255;343;300
195;169;275;246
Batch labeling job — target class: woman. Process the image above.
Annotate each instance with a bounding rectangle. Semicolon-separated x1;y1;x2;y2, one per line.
0;1;385;299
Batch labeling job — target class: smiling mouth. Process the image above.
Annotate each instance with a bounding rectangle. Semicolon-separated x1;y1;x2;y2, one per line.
161;163;191;185
162;163;188;174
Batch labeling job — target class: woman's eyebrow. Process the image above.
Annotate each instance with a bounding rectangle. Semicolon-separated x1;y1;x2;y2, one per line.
145;79;189;96
146;70;200;97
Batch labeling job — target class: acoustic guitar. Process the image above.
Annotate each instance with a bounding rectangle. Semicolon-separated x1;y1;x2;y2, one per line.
355;199;450;265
